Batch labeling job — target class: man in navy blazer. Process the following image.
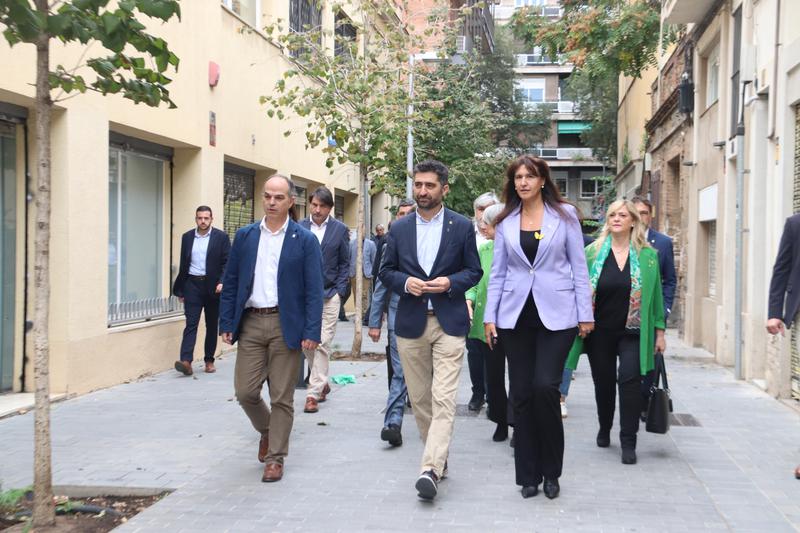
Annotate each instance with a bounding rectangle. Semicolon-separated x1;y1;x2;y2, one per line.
298;186;350;413
172;206;231;375
220;175;323;483
632;197;677;317
380;160;482;500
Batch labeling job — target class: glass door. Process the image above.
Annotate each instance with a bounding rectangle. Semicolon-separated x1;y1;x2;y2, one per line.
0;121;17;391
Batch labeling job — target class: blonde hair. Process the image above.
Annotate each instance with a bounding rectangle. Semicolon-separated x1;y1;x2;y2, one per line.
590;199;650;254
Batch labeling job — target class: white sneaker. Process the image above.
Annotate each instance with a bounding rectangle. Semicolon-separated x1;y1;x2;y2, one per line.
560;400;568;419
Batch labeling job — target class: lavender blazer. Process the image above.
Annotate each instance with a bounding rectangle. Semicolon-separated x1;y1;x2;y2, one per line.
484;204;593;331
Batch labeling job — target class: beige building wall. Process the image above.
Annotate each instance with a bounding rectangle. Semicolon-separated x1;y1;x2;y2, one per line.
0;1;369;395
615;67;658;199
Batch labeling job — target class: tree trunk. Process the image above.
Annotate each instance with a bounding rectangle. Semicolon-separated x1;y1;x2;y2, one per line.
32;2;55;526
350;160;368;357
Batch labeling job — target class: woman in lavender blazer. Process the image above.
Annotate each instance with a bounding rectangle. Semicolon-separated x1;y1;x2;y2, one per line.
484;155;594;500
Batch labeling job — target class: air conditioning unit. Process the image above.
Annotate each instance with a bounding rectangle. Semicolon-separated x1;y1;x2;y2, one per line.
455;36;467;54
540;148;558;159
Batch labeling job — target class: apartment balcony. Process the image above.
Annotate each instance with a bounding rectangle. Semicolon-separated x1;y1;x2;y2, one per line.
526;147;595;160
663;0;717;24
523;100;578;114
493;4;563;22
516;53;562;66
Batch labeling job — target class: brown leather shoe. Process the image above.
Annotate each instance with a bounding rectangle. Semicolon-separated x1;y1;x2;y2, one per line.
319;383;331;402
262;462;283;482
258;434;269;463
204;362;216;373
174;360;193;376
795;465;800;480
304;396;319;413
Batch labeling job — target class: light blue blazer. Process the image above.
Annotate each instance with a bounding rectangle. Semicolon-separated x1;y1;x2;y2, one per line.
484;204;593;331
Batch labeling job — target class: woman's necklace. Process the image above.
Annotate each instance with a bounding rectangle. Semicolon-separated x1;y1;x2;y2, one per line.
521;207;544;239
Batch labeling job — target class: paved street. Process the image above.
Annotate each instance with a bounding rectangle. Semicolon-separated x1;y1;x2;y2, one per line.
1;326;799;532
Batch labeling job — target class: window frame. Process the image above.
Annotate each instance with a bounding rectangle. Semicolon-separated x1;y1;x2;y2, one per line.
221;0;262;29
580;177;599;199
705;41;720;109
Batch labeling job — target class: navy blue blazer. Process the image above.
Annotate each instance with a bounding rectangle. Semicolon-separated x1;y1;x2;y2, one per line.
172;227;231;298
219;219;324;348
647;229;677;317
379;207;482;339
299;216;350;300
768;214;800;325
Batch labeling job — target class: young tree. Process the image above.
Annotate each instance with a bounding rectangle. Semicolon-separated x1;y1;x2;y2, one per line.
262;1;416;356
0;1;180;526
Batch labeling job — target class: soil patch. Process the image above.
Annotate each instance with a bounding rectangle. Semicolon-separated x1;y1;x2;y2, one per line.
1;493;167;532
330;351;386;362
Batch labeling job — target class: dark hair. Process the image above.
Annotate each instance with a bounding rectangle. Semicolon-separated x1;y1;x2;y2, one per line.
397;198;416;209
495;155;577;226
265;173;298;222
630;196;653;212
196;205;213;217
309;186;334;208
413;160;449;186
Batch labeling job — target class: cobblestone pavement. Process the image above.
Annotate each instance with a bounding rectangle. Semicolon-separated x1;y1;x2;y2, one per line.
1;328;798;532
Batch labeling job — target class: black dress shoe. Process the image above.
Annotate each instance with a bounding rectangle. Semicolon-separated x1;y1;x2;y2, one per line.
492;423;508;442
543;478;560;499
621;448;637;465
640;410;648;423
468;394;485;412
521;485;538;498
596;429;610;448
380;424;403;447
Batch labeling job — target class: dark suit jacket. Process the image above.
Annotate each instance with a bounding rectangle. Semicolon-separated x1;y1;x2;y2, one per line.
172;227;231;298
219;219;324;348
379;207;482;339
647;229;677;317
299;216;350;300
768;214;800;325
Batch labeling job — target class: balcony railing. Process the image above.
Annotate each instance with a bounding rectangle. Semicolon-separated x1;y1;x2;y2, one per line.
108;296;184;326
522;100;578;113
494;5;563;20
524;147;595;160
516;54;563;67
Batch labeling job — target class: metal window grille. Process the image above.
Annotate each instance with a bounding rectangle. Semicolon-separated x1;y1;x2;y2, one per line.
792;105;800;400
224;167;255;241
108;296;183;326
289;0;322;57
707;221;717;297
335;12;356;58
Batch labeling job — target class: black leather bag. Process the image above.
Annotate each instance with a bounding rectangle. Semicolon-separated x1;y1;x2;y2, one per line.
645;351;673;434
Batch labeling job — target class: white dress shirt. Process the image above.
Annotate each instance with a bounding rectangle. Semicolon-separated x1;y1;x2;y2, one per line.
246;216;289;308
189;229;211;275
408;206;445;309
309;215;329;244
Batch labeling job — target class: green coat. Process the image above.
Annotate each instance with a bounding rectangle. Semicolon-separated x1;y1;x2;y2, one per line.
465;240;494;342
566;245;666;375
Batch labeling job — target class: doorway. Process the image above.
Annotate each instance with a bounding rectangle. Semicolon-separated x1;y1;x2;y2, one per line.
0;120;17;392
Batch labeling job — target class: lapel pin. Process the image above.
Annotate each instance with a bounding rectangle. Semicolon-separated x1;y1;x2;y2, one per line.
292;233;297;238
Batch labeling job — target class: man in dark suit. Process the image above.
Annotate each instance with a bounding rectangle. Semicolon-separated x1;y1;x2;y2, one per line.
299;187;350;413
632;197;677;420
172;206;231;375
380;160;482;501
766;213;800;480
220;174;323;483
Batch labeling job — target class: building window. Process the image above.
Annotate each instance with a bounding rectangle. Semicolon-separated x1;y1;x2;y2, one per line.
294;185;307;220
706;220;717;297
515;0;544;6
108;144;174;325
730;7;742;138
580;177;599;199
290;0;322;56
515;78;546;103
223;163;255;242
221;0;261;28
551;170;568;197
335;12;357;58
705;42;720;108
335;194;345;222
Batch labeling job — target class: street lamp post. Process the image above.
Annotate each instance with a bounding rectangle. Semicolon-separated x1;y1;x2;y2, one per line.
406;54;415;198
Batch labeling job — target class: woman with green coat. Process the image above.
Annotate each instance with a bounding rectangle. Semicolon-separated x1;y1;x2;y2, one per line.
565;199;666;465
466;203;509;442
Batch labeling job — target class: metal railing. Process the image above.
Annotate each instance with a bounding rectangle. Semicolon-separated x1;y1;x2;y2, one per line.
522;100;578;113
524;147;595;160
516;54;561;66
108;296;184;326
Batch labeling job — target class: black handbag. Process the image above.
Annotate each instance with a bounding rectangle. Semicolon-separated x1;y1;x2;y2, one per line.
645;351;673;434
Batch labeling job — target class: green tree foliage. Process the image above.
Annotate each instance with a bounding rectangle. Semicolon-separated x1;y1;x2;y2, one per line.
0;1;180;527
562;69;618;165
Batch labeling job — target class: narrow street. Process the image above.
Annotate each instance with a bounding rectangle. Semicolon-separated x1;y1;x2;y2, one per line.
1;326;798;532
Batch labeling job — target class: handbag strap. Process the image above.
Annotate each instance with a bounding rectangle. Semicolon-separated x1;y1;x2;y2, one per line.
653;351;669;391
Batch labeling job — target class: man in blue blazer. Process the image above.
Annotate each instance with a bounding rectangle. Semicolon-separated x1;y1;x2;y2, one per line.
380;160;482;500
172;206;231;375
632;197;677;418
299;186;350;413
220;175;323;483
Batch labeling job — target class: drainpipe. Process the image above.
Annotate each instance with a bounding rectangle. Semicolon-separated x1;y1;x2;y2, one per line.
735;80;751;380
20;121;30;392
768;0;781;139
